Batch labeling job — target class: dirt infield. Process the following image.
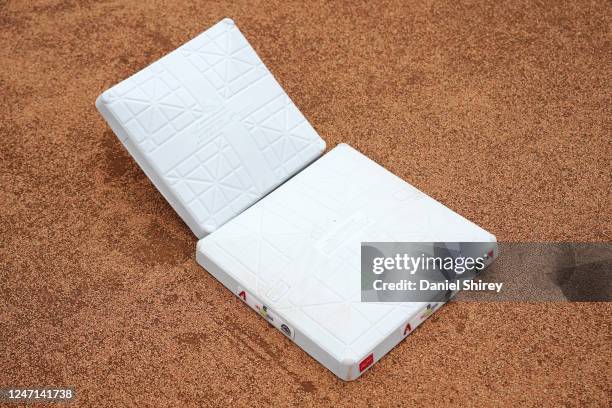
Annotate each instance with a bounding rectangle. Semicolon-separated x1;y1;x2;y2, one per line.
0;1;610;406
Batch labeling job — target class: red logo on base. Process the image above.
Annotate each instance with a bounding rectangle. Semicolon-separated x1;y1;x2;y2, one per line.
238;291;246;301
359;354;374;372
403;323;412;336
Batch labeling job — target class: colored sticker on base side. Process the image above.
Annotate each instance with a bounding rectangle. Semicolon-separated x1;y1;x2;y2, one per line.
401;302;445;338
420;303;439;320
236;287;294;339
359;354;374;372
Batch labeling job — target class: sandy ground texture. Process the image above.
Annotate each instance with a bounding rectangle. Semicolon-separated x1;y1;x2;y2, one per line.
1;0;610;406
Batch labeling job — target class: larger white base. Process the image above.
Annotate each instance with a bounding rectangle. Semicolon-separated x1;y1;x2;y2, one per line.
197;144;497;380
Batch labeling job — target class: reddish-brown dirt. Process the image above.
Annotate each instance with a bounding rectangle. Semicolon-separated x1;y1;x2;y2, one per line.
1;1;610;406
